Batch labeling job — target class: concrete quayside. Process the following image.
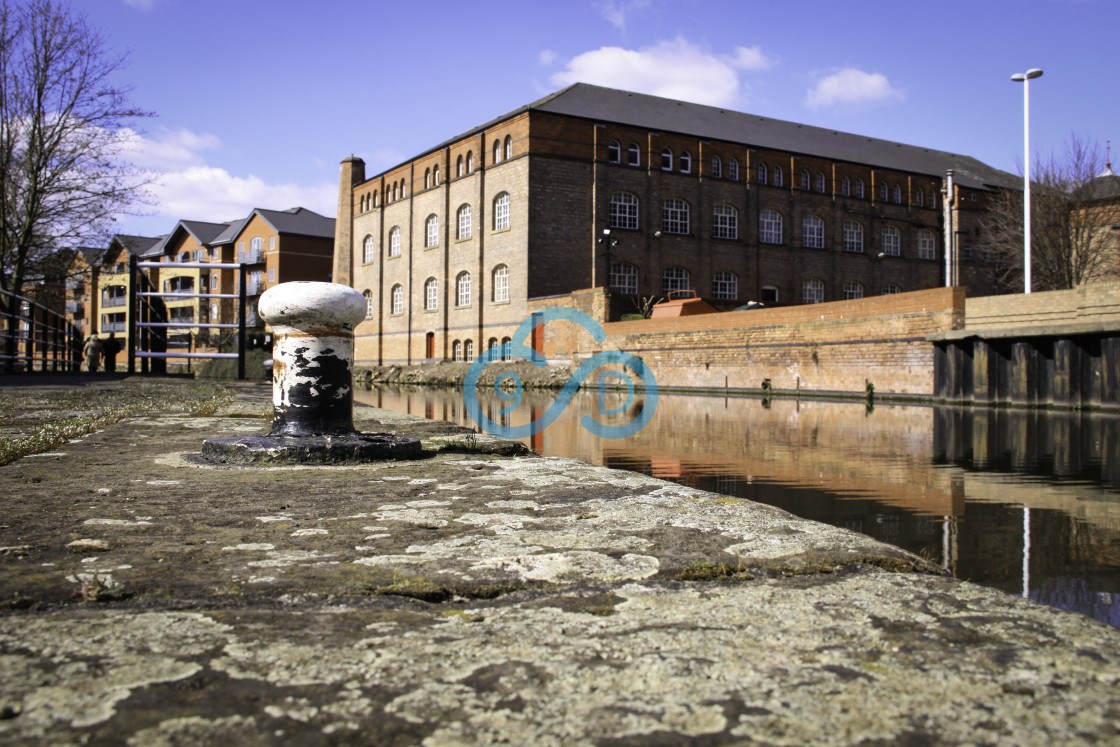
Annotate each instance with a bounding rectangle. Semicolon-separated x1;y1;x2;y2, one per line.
1;377;1120;744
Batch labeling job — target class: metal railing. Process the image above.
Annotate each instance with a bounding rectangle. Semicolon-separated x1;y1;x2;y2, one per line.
128;257;249;379
1;288;83;373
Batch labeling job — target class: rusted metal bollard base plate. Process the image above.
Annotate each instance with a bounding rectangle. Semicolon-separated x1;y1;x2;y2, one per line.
200;433;423;465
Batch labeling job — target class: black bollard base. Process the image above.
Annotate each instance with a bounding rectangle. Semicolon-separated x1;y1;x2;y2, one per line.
201;432;423;466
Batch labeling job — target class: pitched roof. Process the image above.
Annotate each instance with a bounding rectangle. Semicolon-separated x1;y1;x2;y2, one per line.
148;220;231;257
210;218;250;246
1078;165;1120;202
254;207;334;238
402;83;1018;191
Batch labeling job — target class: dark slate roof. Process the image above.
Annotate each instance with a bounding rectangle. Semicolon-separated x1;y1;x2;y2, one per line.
148;220;230;257
109;234;162;258
407;83;1018;191
255;207;335;238
211;218;250;246
76;245;108;265
1078;166;1120;202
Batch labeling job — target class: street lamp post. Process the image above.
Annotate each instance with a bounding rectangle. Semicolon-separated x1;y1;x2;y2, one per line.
1011;68;1043;294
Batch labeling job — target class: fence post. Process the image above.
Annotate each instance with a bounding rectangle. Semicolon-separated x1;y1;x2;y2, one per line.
238;262;247;380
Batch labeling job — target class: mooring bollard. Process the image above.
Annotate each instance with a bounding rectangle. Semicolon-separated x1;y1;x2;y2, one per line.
201;282;421;465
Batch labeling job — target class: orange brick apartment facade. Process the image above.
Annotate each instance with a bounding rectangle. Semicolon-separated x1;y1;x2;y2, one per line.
334;84;1019;367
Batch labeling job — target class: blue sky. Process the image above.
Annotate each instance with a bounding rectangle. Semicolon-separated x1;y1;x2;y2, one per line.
72;0;1119;239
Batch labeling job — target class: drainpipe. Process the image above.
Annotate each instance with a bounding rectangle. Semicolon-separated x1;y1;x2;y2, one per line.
943;170;955;287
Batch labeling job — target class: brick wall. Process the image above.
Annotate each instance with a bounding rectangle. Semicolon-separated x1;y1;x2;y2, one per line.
964;282;1120;331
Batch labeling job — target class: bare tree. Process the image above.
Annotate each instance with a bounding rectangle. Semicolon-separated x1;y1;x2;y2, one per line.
981;135;1119;292
0;0;150;308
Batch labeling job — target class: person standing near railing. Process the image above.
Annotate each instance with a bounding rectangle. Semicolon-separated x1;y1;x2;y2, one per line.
82;335;103;373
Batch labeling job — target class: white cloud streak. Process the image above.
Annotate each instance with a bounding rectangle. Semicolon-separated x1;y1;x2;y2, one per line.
598;0;650;31
551;38;773;108
805;68;903;108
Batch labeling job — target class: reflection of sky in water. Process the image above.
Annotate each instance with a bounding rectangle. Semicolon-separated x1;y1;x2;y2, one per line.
356;385;1120;628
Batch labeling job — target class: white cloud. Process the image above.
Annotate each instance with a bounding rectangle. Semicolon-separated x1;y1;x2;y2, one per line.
118;128;219;171
539;49;557;66
551;38;768;108
599;0;650;31
805;68;903;108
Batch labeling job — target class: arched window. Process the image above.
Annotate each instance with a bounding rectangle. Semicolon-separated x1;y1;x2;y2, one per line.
400;179;406;198
504;135;512;160
456;155;464;178
500;337;512;361
915;188;925;207
882;225;901;256
610;262;638;294
607;140;621;163
841;176;851;196
816;172;826;193
757;162;768;185
844;282;864;300
424;169;431;189
662;266;691;294
363;235;375;264
773;165;783;187
728;158;739;181
882;284;901;295
456;271;471;306
759;209;783;244
893;185;902;204
388;227;401;258
627;143;640;166
466;151;474;174
856;178;864;198
661;148;673;171
390;284;403;315
662;198;689;234
452;340;462;361
713;270;738;300
843;221;864;252
433;165;440;185
457;204;472;240
713;204;738;240
464;339;474;362
609;192;639;230
492;264;509;302
918;229;937;259
928;190;937;209
493;192;510;231
800;170;810;190
711;156;722;178
802;278;824;304
679;151;691;173
425;215;439;248
802;216;824;249
363;289;373;320
424;277;438;311
880;183;888;201
493;139;501;163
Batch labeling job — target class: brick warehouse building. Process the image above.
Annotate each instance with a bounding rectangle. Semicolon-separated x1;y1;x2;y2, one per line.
334;83;1019;367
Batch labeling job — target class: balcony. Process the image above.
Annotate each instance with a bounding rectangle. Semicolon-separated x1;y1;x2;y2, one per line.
65;300;84;314
103;296;127;308
101;321;126;333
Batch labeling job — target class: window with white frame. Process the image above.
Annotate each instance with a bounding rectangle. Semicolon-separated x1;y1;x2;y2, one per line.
893;185;902;204
610;262;638;294
363;290;373;319
390;284;403;315
841;176;850;196
363;235;375;263
457;204;472;240
609;192;639;230
928;190;936;209
389;227;401;257
757;162;768;184
501;336;512;361
425;215;439;248
452;340;462;361
760;209;783;244
493;193;510;231
424;278;438;311
662;266;690;294
856;179;865;198
679;151;691;173
711;156;722;178
456;156;463;178
464;339;473;362
269;236;276;252
773;166;783;187
250;237;263;262
268;268;275;283
917;229;936;259
493;140;501;163
915;188;924;207
433;166;440;185
466;151;474;174
800;170;810;190
400;180;406;198
713;204;738;239
607;140;620;163
816;173;826;193
661;149;672;171
882;284;900;295
662;198;689;235
802;278;824;304
843;281;864;300
882;225;900;256
504;135;512;160
803;216;824;249
628;143;640;166
713;270;738;300
843;221;864;252
728;158;739;181
492;264;509;303
456;271;471;306
879;183;888;201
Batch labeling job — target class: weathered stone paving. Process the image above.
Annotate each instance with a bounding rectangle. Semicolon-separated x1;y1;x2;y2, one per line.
1;379;1119;745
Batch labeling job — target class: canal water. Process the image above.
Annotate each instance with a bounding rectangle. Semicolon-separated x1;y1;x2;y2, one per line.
354;384;1120;628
